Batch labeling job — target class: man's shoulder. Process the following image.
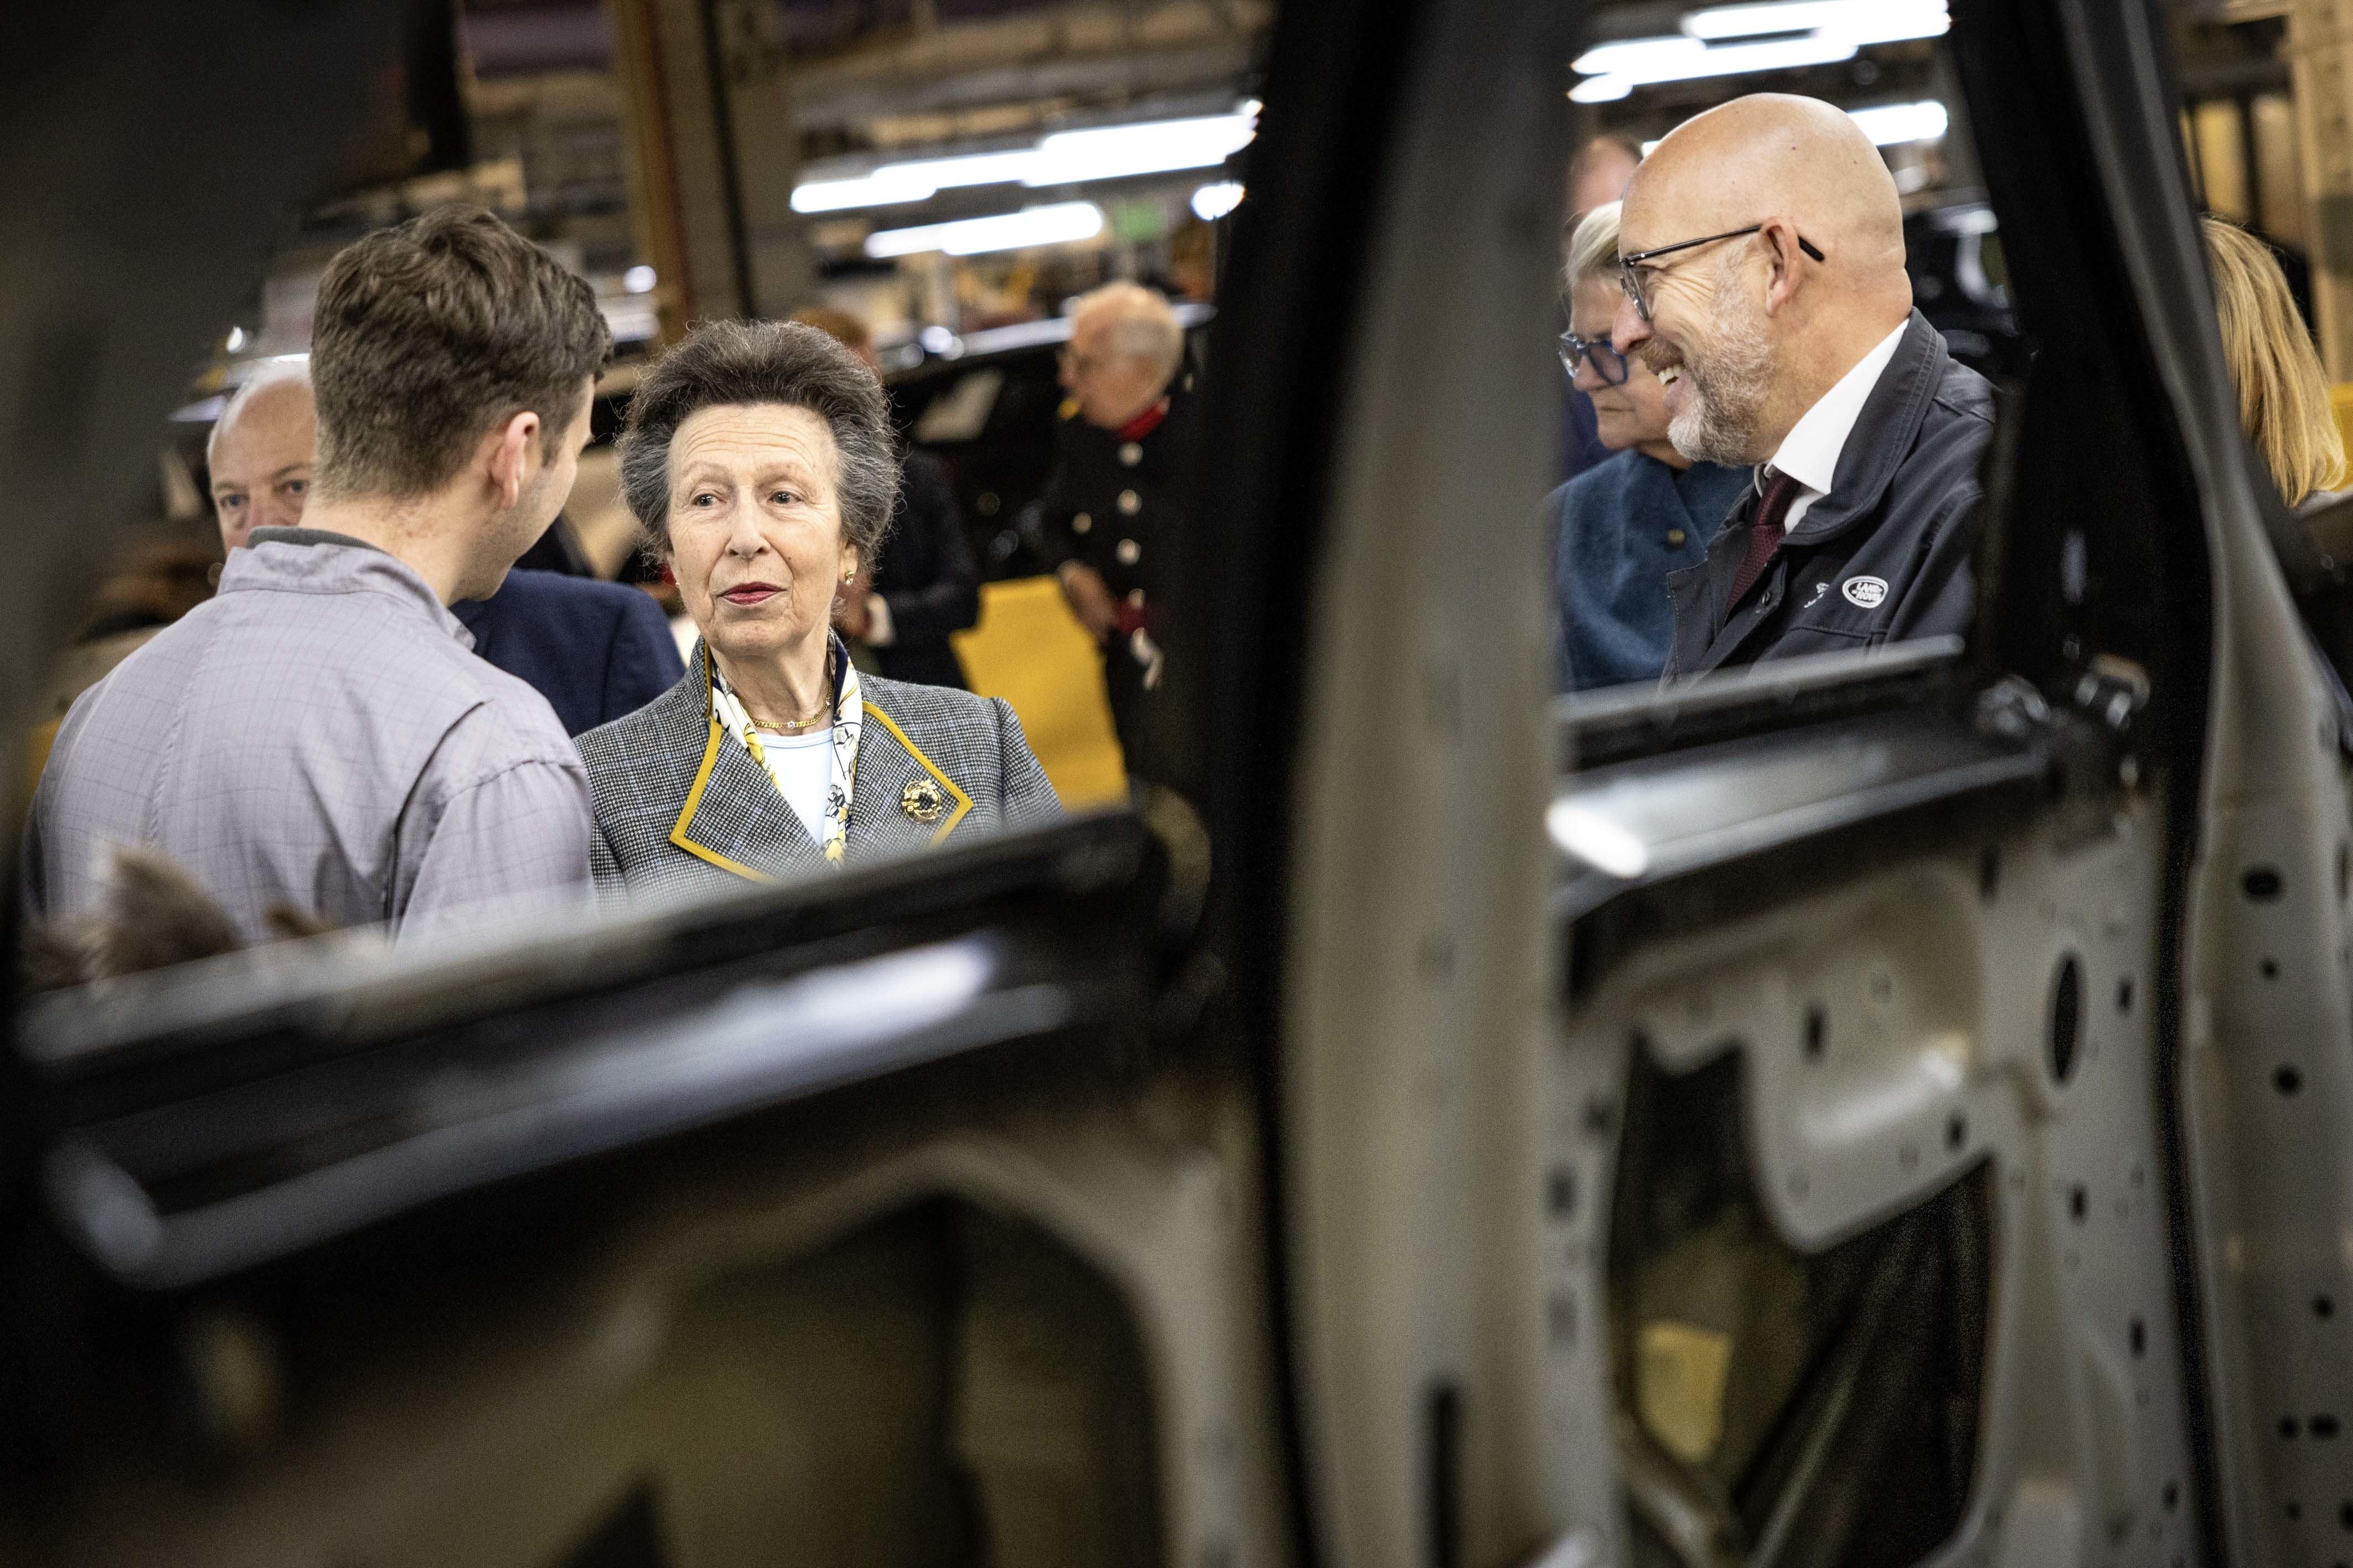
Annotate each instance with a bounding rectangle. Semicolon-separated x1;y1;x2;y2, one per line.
485;569;664;630
1903;356;1997;490
1928;353;1998;427
156;583;515;718
434;655;585;774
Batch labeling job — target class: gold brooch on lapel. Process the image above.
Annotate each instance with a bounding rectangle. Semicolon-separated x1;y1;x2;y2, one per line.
900;778;947;824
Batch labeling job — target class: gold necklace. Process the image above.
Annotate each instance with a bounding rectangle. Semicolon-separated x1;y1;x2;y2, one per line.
747;700;830;733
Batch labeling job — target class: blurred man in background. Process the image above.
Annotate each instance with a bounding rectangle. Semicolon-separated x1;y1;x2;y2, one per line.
1033;282;1197;782
791;306;983;690
1614;94;1993;680
207;359;316;553
25;206;611;940
1568;133;1643;222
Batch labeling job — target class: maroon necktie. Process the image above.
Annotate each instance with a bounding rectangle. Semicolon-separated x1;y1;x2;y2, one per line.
1726;468;1802;613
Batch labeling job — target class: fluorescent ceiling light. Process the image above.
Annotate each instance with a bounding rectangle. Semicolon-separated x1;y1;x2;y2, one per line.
1191;180;1245;221
1571;32;1856;93
864;203;1105;259
1034;115;1256;184
796;108;1257;215
1848;99;1950;146
1682;0;1949;44
1570;1;1945;101
1573;36;1711;77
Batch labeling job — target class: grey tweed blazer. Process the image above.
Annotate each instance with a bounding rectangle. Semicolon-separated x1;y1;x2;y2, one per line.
576;644;1061;903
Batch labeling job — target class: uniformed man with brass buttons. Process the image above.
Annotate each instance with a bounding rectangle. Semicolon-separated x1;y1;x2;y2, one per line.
1035;282;1198;780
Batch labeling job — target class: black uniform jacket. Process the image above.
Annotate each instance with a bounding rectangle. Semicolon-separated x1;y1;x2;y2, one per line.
1663;310;1996;682
1038;387;1199;633
1034;381;1201;775
871;449;981;690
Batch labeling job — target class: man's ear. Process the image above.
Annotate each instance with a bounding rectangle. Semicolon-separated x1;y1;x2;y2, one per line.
486;409;543;511
1759;218;1814;316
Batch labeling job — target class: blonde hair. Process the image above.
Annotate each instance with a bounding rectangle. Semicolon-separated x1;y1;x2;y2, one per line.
1565;200;1622;292
2205;216;2345;506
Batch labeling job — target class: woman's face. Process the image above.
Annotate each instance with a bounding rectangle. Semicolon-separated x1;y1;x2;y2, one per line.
666;402;856;667
1570;277;1672;452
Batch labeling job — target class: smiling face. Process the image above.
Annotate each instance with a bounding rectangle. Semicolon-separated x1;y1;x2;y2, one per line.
1616;237;1778;468
1571;278;1672;453
665;402;856;671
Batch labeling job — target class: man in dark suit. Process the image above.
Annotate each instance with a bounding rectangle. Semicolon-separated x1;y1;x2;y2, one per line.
452;568;685;736
1612;95;1995;680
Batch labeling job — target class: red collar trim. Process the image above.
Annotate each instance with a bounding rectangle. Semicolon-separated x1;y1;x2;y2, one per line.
1116;398;1170;443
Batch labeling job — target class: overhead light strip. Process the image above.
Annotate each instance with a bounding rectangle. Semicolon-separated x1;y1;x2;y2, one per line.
1847;100;1950;147
863;202;1107;260
797;108;1258;216
1681;0;1949;43
1571;0;1947;102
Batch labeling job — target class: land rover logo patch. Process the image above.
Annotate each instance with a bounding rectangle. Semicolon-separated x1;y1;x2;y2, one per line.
1841;575;1889;609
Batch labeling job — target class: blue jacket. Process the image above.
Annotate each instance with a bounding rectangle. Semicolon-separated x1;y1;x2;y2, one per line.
1550;451;1751;691
452;568;686;737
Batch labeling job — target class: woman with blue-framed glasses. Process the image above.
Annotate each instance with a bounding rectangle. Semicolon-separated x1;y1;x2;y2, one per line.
1548;201;1752;692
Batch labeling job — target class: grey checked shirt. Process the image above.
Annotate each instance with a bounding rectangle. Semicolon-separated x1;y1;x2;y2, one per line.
24;529;593;941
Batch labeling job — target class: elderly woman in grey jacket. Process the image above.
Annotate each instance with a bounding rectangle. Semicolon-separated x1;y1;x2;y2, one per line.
577;319;1058;901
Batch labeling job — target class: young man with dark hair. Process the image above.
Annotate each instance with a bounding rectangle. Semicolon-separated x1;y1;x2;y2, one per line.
26;205;615;941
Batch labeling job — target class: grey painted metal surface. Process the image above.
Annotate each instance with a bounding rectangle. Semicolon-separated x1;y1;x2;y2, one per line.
1549;706;2049;922
2055;0;2353;1560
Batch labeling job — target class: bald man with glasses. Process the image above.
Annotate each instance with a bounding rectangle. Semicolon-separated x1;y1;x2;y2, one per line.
1612;94;1994;681
1550;200;1752;691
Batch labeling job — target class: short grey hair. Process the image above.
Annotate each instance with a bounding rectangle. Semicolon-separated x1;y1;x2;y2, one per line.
207;357;314;467
1565;200;1622;293
1072;282;1183;380
617;319;899;565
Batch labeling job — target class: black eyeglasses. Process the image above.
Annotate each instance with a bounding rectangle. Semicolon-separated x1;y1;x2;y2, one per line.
1618;225;1826;323
1558;331;1628;386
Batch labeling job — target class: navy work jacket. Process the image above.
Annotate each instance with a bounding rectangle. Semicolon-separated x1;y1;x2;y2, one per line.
1663;310;1996;682
453;568;687;737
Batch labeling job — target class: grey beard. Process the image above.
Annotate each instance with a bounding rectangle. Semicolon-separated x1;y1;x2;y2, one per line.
1668;386;1759;467
1666;282;1776;467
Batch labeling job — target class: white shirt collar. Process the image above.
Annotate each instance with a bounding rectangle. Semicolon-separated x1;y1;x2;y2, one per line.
1762;319;1911;500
